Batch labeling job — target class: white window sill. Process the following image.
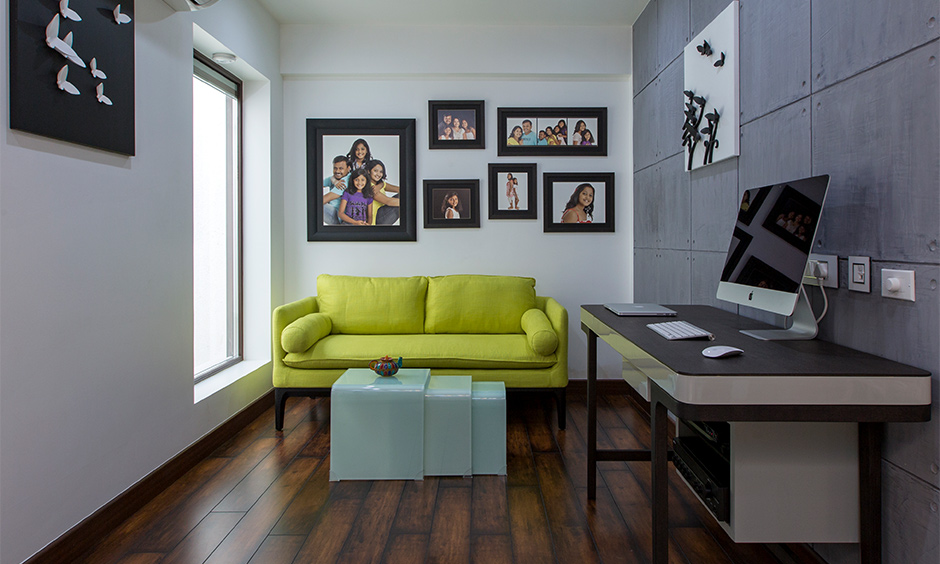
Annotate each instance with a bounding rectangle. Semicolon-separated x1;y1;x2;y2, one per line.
194;359;269;403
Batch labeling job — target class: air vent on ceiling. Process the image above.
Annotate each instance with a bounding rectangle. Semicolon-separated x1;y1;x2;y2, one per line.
162;0;221;11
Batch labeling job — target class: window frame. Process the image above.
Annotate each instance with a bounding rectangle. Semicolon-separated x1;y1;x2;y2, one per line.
193;50;244;383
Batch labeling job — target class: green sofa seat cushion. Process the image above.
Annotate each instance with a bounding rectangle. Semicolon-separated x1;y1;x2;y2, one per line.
282;334;557;370
281;312;331;353
521;308;559;355
316;274;428;334
424;275;536;334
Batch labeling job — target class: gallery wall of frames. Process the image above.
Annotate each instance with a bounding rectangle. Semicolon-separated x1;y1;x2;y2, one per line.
307;101;615;242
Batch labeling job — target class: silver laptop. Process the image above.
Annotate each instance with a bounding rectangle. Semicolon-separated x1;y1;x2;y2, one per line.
604;303;677;317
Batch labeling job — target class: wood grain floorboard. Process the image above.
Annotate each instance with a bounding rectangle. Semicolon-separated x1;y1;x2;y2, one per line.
70;392;807;564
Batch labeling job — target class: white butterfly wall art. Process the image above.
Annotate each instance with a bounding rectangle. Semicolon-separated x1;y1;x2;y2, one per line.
90;58;107;79
45;14;86;68
96;83;113;105
56;65;80;95
59;0;81;22
113;5;132;24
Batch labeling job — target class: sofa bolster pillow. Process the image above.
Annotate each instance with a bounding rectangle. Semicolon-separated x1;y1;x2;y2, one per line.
521;308;558;355
281;313;332;353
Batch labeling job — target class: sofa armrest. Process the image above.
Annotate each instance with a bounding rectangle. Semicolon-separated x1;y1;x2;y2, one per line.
537;296;569;387
272;297;318;362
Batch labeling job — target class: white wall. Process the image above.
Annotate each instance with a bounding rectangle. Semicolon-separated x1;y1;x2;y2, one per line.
0;1;283;563
281;24;634;379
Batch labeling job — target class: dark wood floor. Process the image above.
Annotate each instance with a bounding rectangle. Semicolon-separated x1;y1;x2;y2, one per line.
78;391;799;564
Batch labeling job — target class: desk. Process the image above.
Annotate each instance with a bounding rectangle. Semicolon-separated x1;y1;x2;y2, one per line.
580;305;931;564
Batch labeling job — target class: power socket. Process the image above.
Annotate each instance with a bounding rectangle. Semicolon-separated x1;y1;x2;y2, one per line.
803;254;838;288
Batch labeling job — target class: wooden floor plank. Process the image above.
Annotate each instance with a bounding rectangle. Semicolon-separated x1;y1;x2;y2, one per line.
269;455;330;535
582;485;645;564
160;512;243;564
672;527;735;564
113;554;163;564
507;486;555;564
245;535;305;564
506;410;538;488
471;475;510;535
471;534;514;564
383;533;429;564
292;497;363;563
391;477;441;533
337;481;406;564
533;452;600;563
520;397;559;453
427;486;472;564
204;457;320;564
299;420;331;458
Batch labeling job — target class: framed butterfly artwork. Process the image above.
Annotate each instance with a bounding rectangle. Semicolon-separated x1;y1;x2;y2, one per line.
9;0;135;155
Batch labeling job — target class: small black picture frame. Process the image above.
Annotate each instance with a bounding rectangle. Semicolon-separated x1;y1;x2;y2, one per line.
429;100;485;150
761;184;821;254
488;163;537;220
307;118;417;242
543;172;615;233
497;107;607;157
424;180;480;228
737;186;770;226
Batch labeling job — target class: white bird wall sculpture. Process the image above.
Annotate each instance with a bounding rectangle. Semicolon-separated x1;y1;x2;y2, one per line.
56;65;80;95
45;14;86;68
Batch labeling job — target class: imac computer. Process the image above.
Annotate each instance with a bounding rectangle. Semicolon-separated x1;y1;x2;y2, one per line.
716;174;831;340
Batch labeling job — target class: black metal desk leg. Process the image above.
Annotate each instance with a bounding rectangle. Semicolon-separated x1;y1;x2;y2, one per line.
859;422;884;564
651;396;669;564
586;328;598;500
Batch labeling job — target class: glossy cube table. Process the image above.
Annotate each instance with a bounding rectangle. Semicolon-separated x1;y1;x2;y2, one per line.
424;375;473;476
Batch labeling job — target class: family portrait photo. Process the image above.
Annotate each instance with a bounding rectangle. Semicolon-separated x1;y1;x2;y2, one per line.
428;100;485;150
307;119;416;242
488;163;537;220
543;172;615;233
423;180;480;228
498;107;607;156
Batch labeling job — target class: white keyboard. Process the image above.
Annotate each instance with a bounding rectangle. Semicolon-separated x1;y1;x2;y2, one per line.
647;320;715;341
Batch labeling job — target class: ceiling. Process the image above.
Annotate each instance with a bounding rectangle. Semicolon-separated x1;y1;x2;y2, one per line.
255;0;651;27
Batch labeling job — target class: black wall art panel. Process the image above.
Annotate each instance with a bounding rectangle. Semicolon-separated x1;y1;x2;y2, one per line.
10;0;135;155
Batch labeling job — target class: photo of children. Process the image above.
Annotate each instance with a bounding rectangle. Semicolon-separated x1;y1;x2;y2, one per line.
500;172;528;211
552;181;606;224
504;116;598;147
488;163;537;220
437;110;478;141
320;134;401;227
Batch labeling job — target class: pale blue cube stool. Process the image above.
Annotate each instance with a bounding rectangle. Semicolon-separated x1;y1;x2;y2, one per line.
330;368;430;481
424;375;473;476
471;381;507;475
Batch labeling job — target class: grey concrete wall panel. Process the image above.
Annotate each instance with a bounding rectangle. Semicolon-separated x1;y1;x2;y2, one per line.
817;262;940;487
657;0;690;69
739;0;811;123
812;43;940;262
634;57;685;171
634;153;691;250
633;79;659;171
883;461;940;564
691;251;733;309
634;248;692;304
812;0;940;91
690;157;738;252
691;0;734;38
633;0;660;96
738;99;812;197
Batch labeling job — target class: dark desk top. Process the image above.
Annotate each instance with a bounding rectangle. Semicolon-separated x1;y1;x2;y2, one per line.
581;304;930;378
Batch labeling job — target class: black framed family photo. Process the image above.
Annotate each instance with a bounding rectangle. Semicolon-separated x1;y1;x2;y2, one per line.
423;180;480;228
488;163;537;220
306;118;417;242
543;172;615;233
428;100;485;150
497;107;607;157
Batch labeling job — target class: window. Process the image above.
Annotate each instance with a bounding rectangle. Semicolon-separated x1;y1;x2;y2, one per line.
193;51;242;382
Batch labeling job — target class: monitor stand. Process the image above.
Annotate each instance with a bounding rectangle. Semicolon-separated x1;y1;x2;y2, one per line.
741;286;818;341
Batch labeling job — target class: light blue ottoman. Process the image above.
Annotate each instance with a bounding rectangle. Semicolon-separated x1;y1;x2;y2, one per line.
424;375;473;477
330;368;430;481
471;381;507;475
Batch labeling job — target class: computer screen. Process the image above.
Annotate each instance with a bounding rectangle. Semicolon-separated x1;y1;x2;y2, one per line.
716;175;830;318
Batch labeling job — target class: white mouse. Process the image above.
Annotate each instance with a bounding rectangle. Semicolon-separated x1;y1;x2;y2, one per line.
702;345;744;358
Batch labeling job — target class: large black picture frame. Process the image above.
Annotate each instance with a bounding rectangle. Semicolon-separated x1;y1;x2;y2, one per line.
497;107;607;157
307;118;417;242
9;0;136;155
543;172;615;233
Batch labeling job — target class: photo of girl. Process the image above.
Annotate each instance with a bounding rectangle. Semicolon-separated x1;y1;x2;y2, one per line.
338;168;375;225
579;129;595;146
506;173;519;210
366;159;400;225
442;192;462;219
346;139;372;170
424;181;479;227
571;120;587;145
560;183;595;223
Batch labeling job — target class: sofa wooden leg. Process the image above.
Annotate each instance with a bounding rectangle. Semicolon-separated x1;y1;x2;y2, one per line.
555;388;567;430
275;389;288;431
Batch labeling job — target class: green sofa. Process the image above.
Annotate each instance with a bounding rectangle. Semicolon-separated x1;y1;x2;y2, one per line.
272;274;568;430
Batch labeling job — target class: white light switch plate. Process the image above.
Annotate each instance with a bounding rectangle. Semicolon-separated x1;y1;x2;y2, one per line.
881;269;915;301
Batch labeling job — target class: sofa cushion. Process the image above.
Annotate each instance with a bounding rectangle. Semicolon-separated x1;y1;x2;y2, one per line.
521;309;559;355
424;275;536;334
317;274;428;334
282;334;556;370
281;313;332;353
